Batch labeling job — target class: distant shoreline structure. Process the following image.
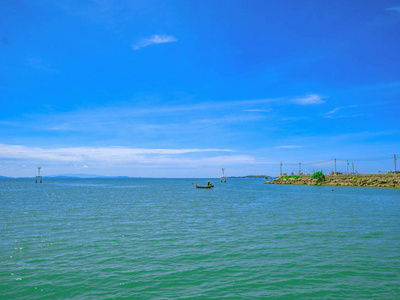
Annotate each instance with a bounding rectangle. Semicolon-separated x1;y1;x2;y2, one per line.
265;174;400;188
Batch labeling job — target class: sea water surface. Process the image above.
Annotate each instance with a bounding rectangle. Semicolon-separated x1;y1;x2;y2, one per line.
1;178;399;299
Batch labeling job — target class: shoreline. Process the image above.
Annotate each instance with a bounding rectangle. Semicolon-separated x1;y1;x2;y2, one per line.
264;174;400;188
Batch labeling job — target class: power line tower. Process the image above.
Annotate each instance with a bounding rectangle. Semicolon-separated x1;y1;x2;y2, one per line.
35;166;42;183
220;168;226;183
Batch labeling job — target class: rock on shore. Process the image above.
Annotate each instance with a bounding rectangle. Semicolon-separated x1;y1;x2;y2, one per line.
264;174;400;188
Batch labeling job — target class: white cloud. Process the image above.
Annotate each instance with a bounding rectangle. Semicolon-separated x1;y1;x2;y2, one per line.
0;144;233;163
132;34;177;50
291;94;325;105
273;145;303;149
0;144;264;177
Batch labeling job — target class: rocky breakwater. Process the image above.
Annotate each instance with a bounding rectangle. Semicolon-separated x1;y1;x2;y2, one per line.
264;174;400;188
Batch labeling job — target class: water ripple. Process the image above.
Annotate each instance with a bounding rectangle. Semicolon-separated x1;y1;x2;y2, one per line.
1;178;399;298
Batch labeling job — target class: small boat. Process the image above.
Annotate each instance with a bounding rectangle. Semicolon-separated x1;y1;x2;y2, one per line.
194;184;214;189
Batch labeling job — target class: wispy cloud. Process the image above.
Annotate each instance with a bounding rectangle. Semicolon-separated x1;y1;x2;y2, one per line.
132;34;177;50
273;145;303;149
280;116;309;121
26;58;59;73
322;105;357;118
0;120;23;127
0;144;232;163
291;94;326;105
134;98;276;114
243;108;272;112
17;98;278;132
387;6;400;12
9;93;327;136
0;144;259;177
195;115;266;124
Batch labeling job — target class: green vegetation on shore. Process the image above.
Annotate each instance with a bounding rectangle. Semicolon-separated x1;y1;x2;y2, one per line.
312;171;325;182
281;175;300;180
265;174;400;188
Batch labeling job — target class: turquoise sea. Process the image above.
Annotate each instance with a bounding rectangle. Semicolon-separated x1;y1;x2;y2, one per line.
1;178;399;299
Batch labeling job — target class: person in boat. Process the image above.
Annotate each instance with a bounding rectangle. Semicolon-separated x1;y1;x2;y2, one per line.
207;180;211;186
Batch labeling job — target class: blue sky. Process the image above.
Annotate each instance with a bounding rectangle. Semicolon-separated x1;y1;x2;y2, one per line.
1;0;400;177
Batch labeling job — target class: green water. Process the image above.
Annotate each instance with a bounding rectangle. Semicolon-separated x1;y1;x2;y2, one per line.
1;178;399;299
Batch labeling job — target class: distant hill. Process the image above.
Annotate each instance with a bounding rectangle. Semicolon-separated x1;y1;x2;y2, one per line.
46;174;132;179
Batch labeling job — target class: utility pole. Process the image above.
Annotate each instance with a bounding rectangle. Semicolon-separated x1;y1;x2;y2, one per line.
334;158;337;175
280;162;282;177
352;162;354;174
347;160;349;174
299;162;301;175
395;154;397;174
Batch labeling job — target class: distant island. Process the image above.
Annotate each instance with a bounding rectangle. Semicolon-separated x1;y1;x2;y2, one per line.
47;174;132;179
229;175;272;179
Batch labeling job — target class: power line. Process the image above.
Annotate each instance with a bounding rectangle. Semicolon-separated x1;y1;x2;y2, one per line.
336;155;393;162
280;154;399;166
281;159;333;165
